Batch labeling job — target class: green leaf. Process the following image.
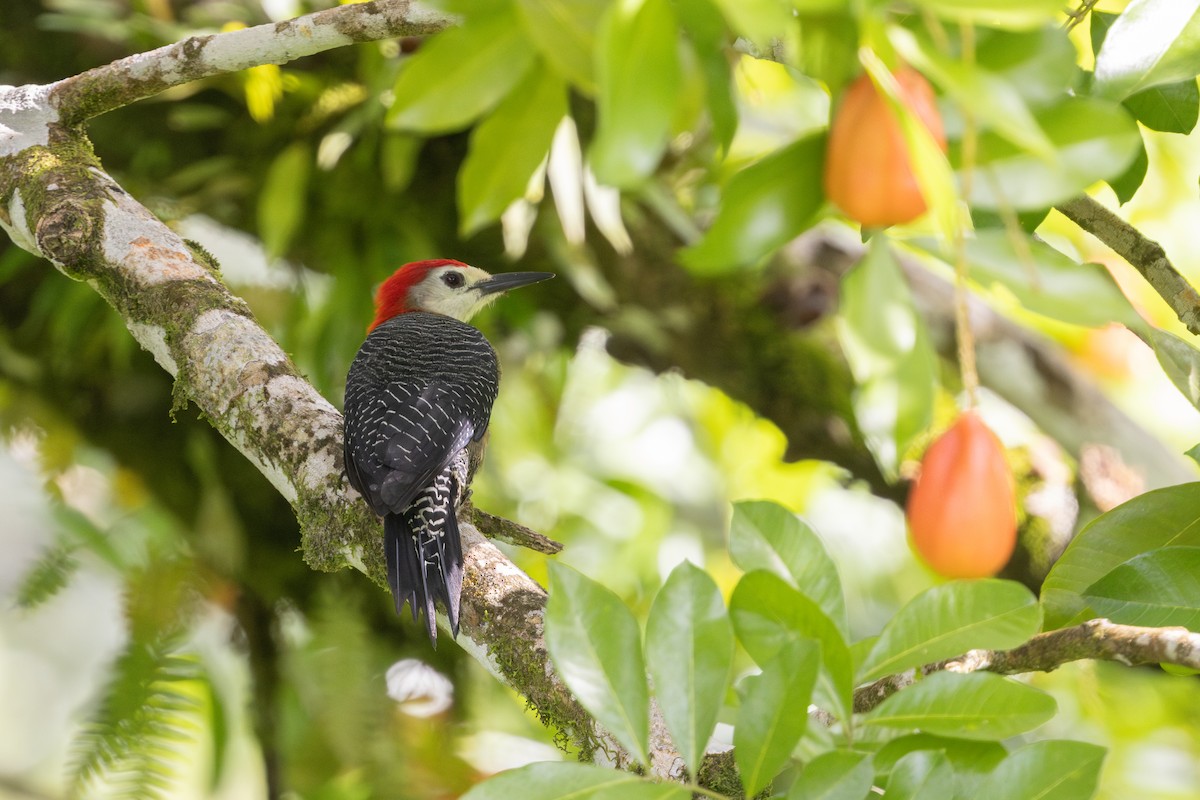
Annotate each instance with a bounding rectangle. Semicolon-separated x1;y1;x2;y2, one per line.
858;580;1041;683
864;672;1056;740
1042;482;1200;628
1093;0;1200;100
729;500;847;634
708;0;794;46
976;26;1080;108
1091;8;1200;135
1151;327;1200;410
677;0;738;150
588;0;681;188
1124;80;1200;134
546;563;650;765
730;570;854;720
908;0;1063;29
514;0;605;92
788;751;874;800
645;562;735;776
892;27;1054;159
884;751;956;800
950;229;1142;329
458;65;566;235
966;97;1140;210
874;734;1007;788
735;641;820;797
681;134;825;273
461;762;690;800
15;542;78;608
258;142;310;258
1107;135;1149;204
835;237;937;478
795;12;859;96
1083;546;1200;629
975;740;1105;800
388;10;536;133
71;643;203;800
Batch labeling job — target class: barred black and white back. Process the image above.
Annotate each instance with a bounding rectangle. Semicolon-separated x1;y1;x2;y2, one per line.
343;312;499;644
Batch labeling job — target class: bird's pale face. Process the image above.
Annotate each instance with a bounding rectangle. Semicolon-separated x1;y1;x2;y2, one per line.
407;265;503;322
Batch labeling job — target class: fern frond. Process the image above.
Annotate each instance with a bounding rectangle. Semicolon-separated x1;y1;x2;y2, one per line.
15;543;78;608
69;643;205;800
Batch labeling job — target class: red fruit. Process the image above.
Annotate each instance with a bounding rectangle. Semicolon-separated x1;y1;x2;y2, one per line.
823;68;946;228
906;411;1017;578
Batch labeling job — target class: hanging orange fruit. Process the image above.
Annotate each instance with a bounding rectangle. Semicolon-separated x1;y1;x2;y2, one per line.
823;67;946;228
906;411;1017;578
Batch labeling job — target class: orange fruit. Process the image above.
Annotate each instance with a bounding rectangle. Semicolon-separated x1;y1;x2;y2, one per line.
906;411;1017;578
823;68;946;228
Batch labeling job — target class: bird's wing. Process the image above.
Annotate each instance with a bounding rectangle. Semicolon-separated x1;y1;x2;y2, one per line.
344;380;476;515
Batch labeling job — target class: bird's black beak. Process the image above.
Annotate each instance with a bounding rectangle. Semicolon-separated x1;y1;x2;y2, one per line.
474;271;555;296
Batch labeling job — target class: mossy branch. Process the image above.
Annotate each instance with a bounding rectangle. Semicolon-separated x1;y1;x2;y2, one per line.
48;0;453;126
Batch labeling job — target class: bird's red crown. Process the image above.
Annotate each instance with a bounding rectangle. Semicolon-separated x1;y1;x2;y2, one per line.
369;259;469;331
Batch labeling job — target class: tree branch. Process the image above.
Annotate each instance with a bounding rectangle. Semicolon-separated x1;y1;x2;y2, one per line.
854;618;1200;713
1055;195;1200;336
48;0;453;125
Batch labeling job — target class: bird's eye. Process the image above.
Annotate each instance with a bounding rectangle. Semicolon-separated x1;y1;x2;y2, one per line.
441;271;464;288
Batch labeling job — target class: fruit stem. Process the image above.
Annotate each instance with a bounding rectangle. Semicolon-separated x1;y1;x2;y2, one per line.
953;23;980;408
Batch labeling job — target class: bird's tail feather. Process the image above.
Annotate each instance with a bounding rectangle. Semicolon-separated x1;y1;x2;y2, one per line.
384;510;464;645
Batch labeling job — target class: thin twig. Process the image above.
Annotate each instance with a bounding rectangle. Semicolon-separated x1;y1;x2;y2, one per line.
854;618;1200;713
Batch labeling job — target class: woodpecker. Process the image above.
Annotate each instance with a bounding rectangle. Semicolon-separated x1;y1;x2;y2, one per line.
343;259;553;645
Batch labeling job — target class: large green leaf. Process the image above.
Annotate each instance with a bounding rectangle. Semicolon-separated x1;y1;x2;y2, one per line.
873;734;1007;790
458;66;566;235
588;0;681;188
644;562;734;777
677;0;738;150
976;26;1080;108
545;563;649;765
835;237;937;478
787;751;874;800
461;762;689;800
974;740;1105;800
514;0;605;92
1083;546;1200;629
1093;0;1200;101
864;672;1056;741
908;0;1063;29
858;580;1041;683
728;500;847;634
1124;80;1200;134
388;10;536;133
948;229;1142;330
1092;10;1200;135
258;142;310;258
1041;482;1200;628
730;570;854;720
1150;327;1200;411
734;641;820;797
884;751;956;800
681;134;826;273
966;97;1140;210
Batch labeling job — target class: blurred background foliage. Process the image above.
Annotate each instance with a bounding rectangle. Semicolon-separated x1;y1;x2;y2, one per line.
2;0;1200;798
